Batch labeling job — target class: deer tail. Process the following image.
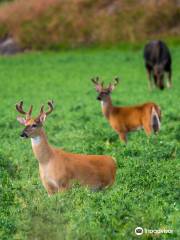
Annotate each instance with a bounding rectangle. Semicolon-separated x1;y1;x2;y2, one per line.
151;105;161;133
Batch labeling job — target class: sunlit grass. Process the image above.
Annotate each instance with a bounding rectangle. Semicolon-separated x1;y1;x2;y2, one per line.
0;47;179;240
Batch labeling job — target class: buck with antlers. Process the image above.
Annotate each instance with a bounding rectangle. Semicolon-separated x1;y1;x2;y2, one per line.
16;100;116;195
92;77;161;143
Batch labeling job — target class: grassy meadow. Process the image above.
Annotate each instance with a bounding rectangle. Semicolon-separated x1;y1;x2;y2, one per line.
0;47;179;240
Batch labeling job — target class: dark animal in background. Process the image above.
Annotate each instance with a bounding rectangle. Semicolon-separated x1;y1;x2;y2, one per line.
144;40;172;90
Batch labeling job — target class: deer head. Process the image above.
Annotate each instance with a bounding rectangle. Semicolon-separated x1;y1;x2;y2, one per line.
153;64;165;90
16;100;54;138
91;77;119;101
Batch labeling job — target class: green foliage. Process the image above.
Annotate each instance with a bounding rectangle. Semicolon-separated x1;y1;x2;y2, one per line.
0;47;179;239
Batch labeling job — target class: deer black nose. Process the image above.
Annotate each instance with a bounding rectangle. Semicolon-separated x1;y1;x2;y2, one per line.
20;132;28;138
97;96;101;101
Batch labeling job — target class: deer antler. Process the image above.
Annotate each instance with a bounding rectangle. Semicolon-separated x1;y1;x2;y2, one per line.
113;77;119;86
39;100;54;117
46;100;54;115
91;76;99;85
91;77;104;92
16;101;26;114
16;101;33;119
108;77;120;91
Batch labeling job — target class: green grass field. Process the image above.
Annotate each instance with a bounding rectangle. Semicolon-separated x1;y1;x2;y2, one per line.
0;47;179;240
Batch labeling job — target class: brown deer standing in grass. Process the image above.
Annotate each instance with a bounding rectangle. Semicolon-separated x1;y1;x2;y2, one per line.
16;100;116;195
92;77;161;143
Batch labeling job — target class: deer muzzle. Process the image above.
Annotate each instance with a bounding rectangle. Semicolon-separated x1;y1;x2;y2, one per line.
20;131;28;138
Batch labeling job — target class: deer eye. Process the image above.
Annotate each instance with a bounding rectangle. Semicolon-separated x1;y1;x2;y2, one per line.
32;124;37;128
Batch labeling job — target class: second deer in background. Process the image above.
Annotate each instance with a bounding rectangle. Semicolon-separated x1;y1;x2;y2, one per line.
92;77;161;143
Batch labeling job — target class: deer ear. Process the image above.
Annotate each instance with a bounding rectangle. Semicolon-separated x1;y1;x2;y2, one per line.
17;116;26;125
39;113;46;123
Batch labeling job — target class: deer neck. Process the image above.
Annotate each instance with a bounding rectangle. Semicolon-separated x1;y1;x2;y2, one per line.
31;129;53;164
101;96;113;119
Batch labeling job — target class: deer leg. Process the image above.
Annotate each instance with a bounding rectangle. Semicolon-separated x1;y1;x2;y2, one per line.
44;177;65;196
119;132;127;143
144;126;152;136
41;178;58;196
47;187;58;196
143;119;152;136
58;182;70;192
91;185;103;192
47;182;70;196
167;69;172;88
146;68;153;90
58;186;68;193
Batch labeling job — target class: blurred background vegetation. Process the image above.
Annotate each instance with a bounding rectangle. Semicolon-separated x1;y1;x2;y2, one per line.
0;0;179;50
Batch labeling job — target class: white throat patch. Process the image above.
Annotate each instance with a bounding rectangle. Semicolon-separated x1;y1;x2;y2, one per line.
101;101;108;107
31;136;41;145
101;101;105;107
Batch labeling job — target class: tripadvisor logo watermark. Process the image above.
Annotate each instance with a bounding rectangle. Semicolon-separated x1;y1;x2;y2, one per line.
135;227;144;235
135;227;173;236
